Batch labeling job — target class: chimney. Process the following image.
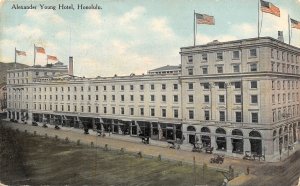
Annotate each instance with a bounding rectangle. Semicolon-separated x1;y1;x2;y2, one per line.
278;31;284;42
69;56;73;76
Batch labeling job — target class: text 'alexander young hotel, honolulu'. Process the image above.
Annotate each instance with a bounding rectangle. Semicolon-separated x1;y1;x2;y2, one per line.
6;37;300;161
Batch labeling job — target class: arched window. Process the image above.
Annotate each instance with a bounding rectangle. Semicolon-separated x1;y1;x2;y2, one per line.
216;128;226;134
249;131;261;138
201;127;210;133
232;129;243;136
187;126;196;132
279;128;283;135
273;130;277;137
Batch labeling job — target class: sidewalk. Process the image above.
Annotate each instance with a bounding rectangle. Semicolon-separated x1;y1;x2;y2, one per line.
1;120;269;174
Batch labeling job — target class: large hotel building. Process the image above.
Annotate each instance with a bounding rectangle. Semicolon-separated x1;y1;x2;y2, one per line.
6;37;300;161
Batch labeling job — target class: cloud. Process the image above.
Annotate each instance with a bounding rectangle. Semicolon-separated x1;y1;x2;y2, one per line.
149;17;175;40
3;24;43;41
119;6;146;25
84;10;102;25
25;9;65;25
230;23;256;38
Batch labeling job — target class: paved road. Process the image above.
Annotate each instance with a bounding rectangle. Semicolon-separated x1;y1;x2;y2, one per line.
1;120;272;174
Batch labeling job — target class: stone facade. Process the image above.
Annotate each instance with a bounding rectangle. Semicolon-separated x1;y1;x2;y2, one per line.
6;37;300;161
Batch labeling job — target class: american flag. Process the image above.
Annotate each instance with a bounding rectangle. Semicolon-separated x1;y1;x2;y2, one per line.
260;0;280;17
196;13;215;25
35;46;46;54
291;18;300;30
47;55;58;61
16;50;26;56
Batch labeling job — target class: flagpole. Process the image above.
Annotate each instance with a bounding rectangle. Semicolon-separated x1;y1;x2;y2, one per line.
258;0;260;38
47;56;48;65
33;44;36;66
14;47;16;69
194;10;196;46
288;14;291;45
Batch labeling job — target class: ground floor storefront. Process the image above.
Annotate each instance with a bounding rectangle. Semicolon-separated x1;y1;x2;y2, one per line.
6;110;300;161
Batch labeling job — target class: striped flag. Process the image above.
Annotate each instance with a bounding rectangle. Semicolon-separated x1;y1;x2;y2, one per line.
16;50;26;56
260;0;280;17
47;55;58;61
195;13;215;25
35;46;45;54
291;18;300;29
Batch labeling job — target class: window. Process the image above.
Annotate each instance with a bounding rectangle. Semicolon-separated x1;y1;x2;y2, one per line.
188;83;193;90
88;106;91;112
188;56;193;63
204;95;209;103
236;112;242;122
162;109;166;117
235;95;242;103
249;48;257;57
104;107;107;114
130;95;134;101
140;85;144;90
217;52;223;60
88;95;91;100
151;108;155;116
162;95;166;102
173;95;178;102
202;67;208;74
121;95;125;101
96;86;98;91
96;106;98;113
88;86;91;91
204;111;210;120
150;84;155;90
250;81;257;89
250;63;257;72
233;65;240;72
151;95;155;101
202;53;208;61
140;108;144;116
219;111;225;121
140;95;144;101
130;85;134;90
188;68;193;75
81;86;84;91
219;95;225;103
219;82;225;89
251;113;258;123
103;95;107;101
96;95;98;101
233;51;240;59
203;83;210;89
162;84;166;90
217;66;223;73
121;107;124;115
112;85;115;91
74;87;77;91
174;109;179;118
173;84;178;90
188;95;194;103
112;95;115;101
234;82;241;89
121;85;124;91
251;95;258;104
189;110;194;119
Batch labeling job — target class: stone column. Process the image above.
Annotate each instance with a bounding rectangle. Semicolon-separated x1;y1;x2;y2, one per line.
244;138;251;154
150;122;153;137
27;112;33;124
226;82;232;122
6;111;9;119
211;136;218;150
226;137;232;154
210;83;216;120
158;123;162;140
14;111;17;120
18;112;22;122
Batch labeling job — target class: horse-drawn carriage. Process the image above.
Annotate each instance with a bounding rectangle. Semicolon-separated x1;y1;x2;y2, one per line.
210;154;224;164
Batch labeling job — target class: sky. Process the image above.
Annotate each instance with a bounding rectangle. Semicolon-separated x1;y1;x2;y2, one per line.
1;0;300;77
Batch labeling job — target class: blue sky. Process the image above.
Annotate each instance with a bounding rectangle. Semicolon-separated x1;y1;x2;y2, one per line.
1;0;300;77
